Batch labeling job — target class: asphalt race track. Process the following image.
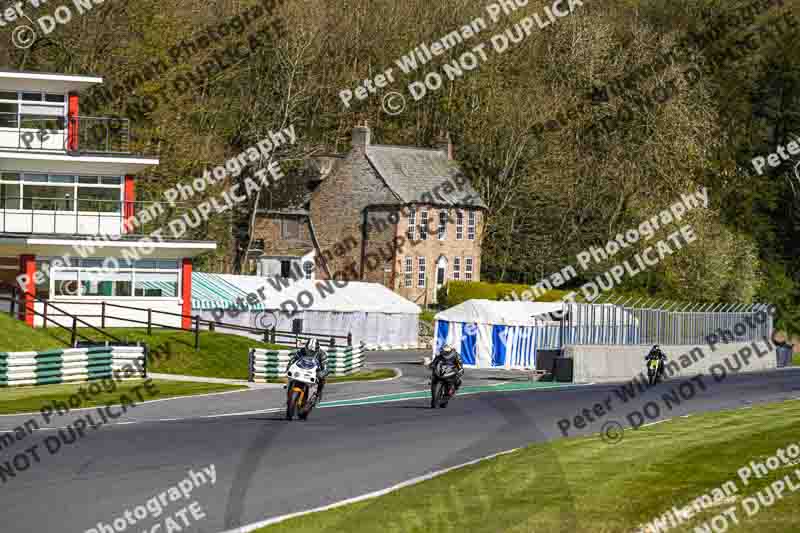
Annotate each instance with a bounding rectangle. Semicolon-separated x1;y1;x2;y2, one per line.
1;350;799;533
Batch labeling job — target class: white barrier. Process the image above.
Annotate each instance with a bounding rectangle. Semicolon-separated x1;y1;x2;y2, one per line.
564;339;777;383
249;343;366;382
0;346;147;386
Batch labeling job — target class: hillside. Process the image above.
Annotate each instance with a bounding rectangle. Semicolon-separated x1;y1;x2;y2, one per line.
2;0;799;329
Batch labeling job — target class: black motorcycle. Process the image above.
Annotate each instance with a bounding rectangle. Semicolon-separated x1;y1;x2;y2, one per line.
646;356;665;386
430;359;462;408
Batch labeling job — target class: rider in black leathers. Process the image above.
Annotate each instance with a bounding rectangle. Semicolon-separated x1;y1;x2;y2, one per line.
430;344;464;408
645;344;667;383
290;338;329;402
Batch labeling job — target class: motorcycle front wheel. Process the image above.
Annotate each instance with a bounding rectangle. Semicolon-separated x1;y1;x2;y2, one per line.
286;388;302;420
432;381;444;408
438;382;450;408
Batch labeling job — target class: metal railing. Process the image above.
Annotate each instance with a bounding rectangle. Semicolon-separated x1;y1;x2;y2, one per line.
0;197;192;236
0;114;130;154
0;284;123;347
36;300;353;351
553;297;774;348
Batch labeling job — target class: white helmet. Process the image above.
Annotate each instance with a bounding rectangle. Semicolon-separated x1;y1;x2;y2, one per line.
441;344;454;354
306;338;319;352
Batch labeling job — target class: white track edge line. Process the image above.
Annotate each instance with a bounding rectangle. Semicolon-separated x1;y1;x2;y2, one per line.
218;446;522;533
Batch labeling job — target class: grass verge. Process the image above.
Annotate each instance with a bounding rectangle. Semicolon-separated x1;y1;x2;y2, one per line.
0;379;246;415
257;399;800;532
102;328;287;380
0;312;287;380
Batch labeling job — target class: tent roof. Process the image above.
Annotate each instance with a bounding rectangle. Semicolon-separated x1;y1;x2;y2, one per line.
435;299;640;326
435;300;565;326
192;273;420;314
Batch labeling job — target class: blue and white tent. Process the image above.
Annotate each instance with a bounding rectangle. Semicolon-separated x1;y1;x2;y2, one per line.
433;300;565;369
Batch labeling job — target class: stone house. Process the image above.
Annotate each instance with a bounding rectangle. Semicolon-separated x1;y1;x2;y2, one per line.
252;125;486;305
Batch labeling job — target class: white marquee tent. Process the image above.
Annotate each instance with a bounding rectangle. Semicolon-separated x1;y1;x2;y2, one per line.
192;273;421;348
434;300;640;369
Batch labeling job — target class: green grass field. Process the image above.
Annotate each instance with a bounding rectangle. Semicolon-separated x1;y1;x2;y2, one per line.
0;379;245;415
258;399;800;533
101;328;286;380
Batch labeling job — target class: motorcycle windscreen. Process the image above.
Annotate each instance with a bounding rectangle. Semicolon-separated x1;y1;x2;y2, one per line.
296;357;317;370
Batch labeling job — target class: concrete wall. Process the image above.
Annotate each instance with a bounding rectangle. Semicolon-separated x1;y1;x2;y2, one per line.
564;340;777;383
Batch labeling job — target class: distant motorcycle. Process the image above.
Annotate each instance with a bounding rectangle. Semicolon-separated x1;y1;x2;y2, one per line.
646;355;665;386
285;353;321;421
430;358;462;408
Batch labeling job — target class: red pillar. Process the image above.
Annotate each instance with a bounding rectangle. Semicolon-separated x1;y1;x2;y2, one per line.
67;93;79;151
123;176;135;233
181;258;192;329
19;255;35;326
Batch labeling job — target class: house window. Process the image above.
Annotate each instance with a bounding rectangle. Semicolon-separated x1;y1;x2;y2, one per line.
465;257;473;281
404;257;412;288
468;211;476;240
438;210;447;240
303;261;314;280
420;210;428;240
0;91;66;133
453;257;461;280
280;260;292;278
50;258;179;299
456;210;464;240
417;257;426;288
407;208;416;240
281;218;300;239
0;172;122;212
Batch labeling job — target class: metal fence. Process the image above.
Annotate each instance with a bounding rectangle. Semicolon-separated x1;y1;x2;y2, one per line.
545;297;773;348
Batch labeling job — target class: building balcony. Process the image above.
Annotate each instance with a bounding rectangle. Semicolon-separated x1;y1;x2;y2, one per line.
0;114;135;155
0;197;190;237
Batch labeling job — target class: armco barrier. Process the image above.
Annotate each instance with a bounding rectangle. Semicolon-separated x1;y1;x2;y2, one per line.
249;343;366;382
0;346;146;386
563;341;777;383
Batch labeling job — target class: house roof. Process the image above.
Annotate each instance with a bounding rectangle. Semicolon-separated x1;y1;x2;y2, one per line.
366;145;486;208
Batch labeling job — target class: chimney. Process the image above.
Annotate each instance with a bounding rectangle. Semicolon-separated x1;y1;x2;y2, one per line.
352;121;371;151
435;130;453;160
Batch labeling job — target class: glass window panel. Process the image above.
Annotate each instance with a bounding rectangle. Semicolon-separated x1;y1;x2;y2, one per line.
80;270;133;297
157;260;179;270
0;184;20;209
0;92;17;101
44;94;65;103
135;260;157;269
79;176;100;184
134;272;178;297
23;173;47;183
1;173;20;181
49;175;75;183
19;115;62;132
0;102;17;127
21;93;42;102
100;176;122;185
53;270;79;297
78;187;120;213
20;104;64;117
35;260;50;300
80;259;104;268
23;185;74;211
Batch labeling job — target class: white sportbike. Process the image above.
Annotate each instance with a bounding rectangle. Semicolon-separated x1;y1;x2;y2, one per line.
285;354;321;421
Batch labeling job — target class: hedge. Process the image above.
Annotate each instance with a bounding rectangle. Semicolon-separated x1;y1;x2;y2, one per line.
438;281;571;307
